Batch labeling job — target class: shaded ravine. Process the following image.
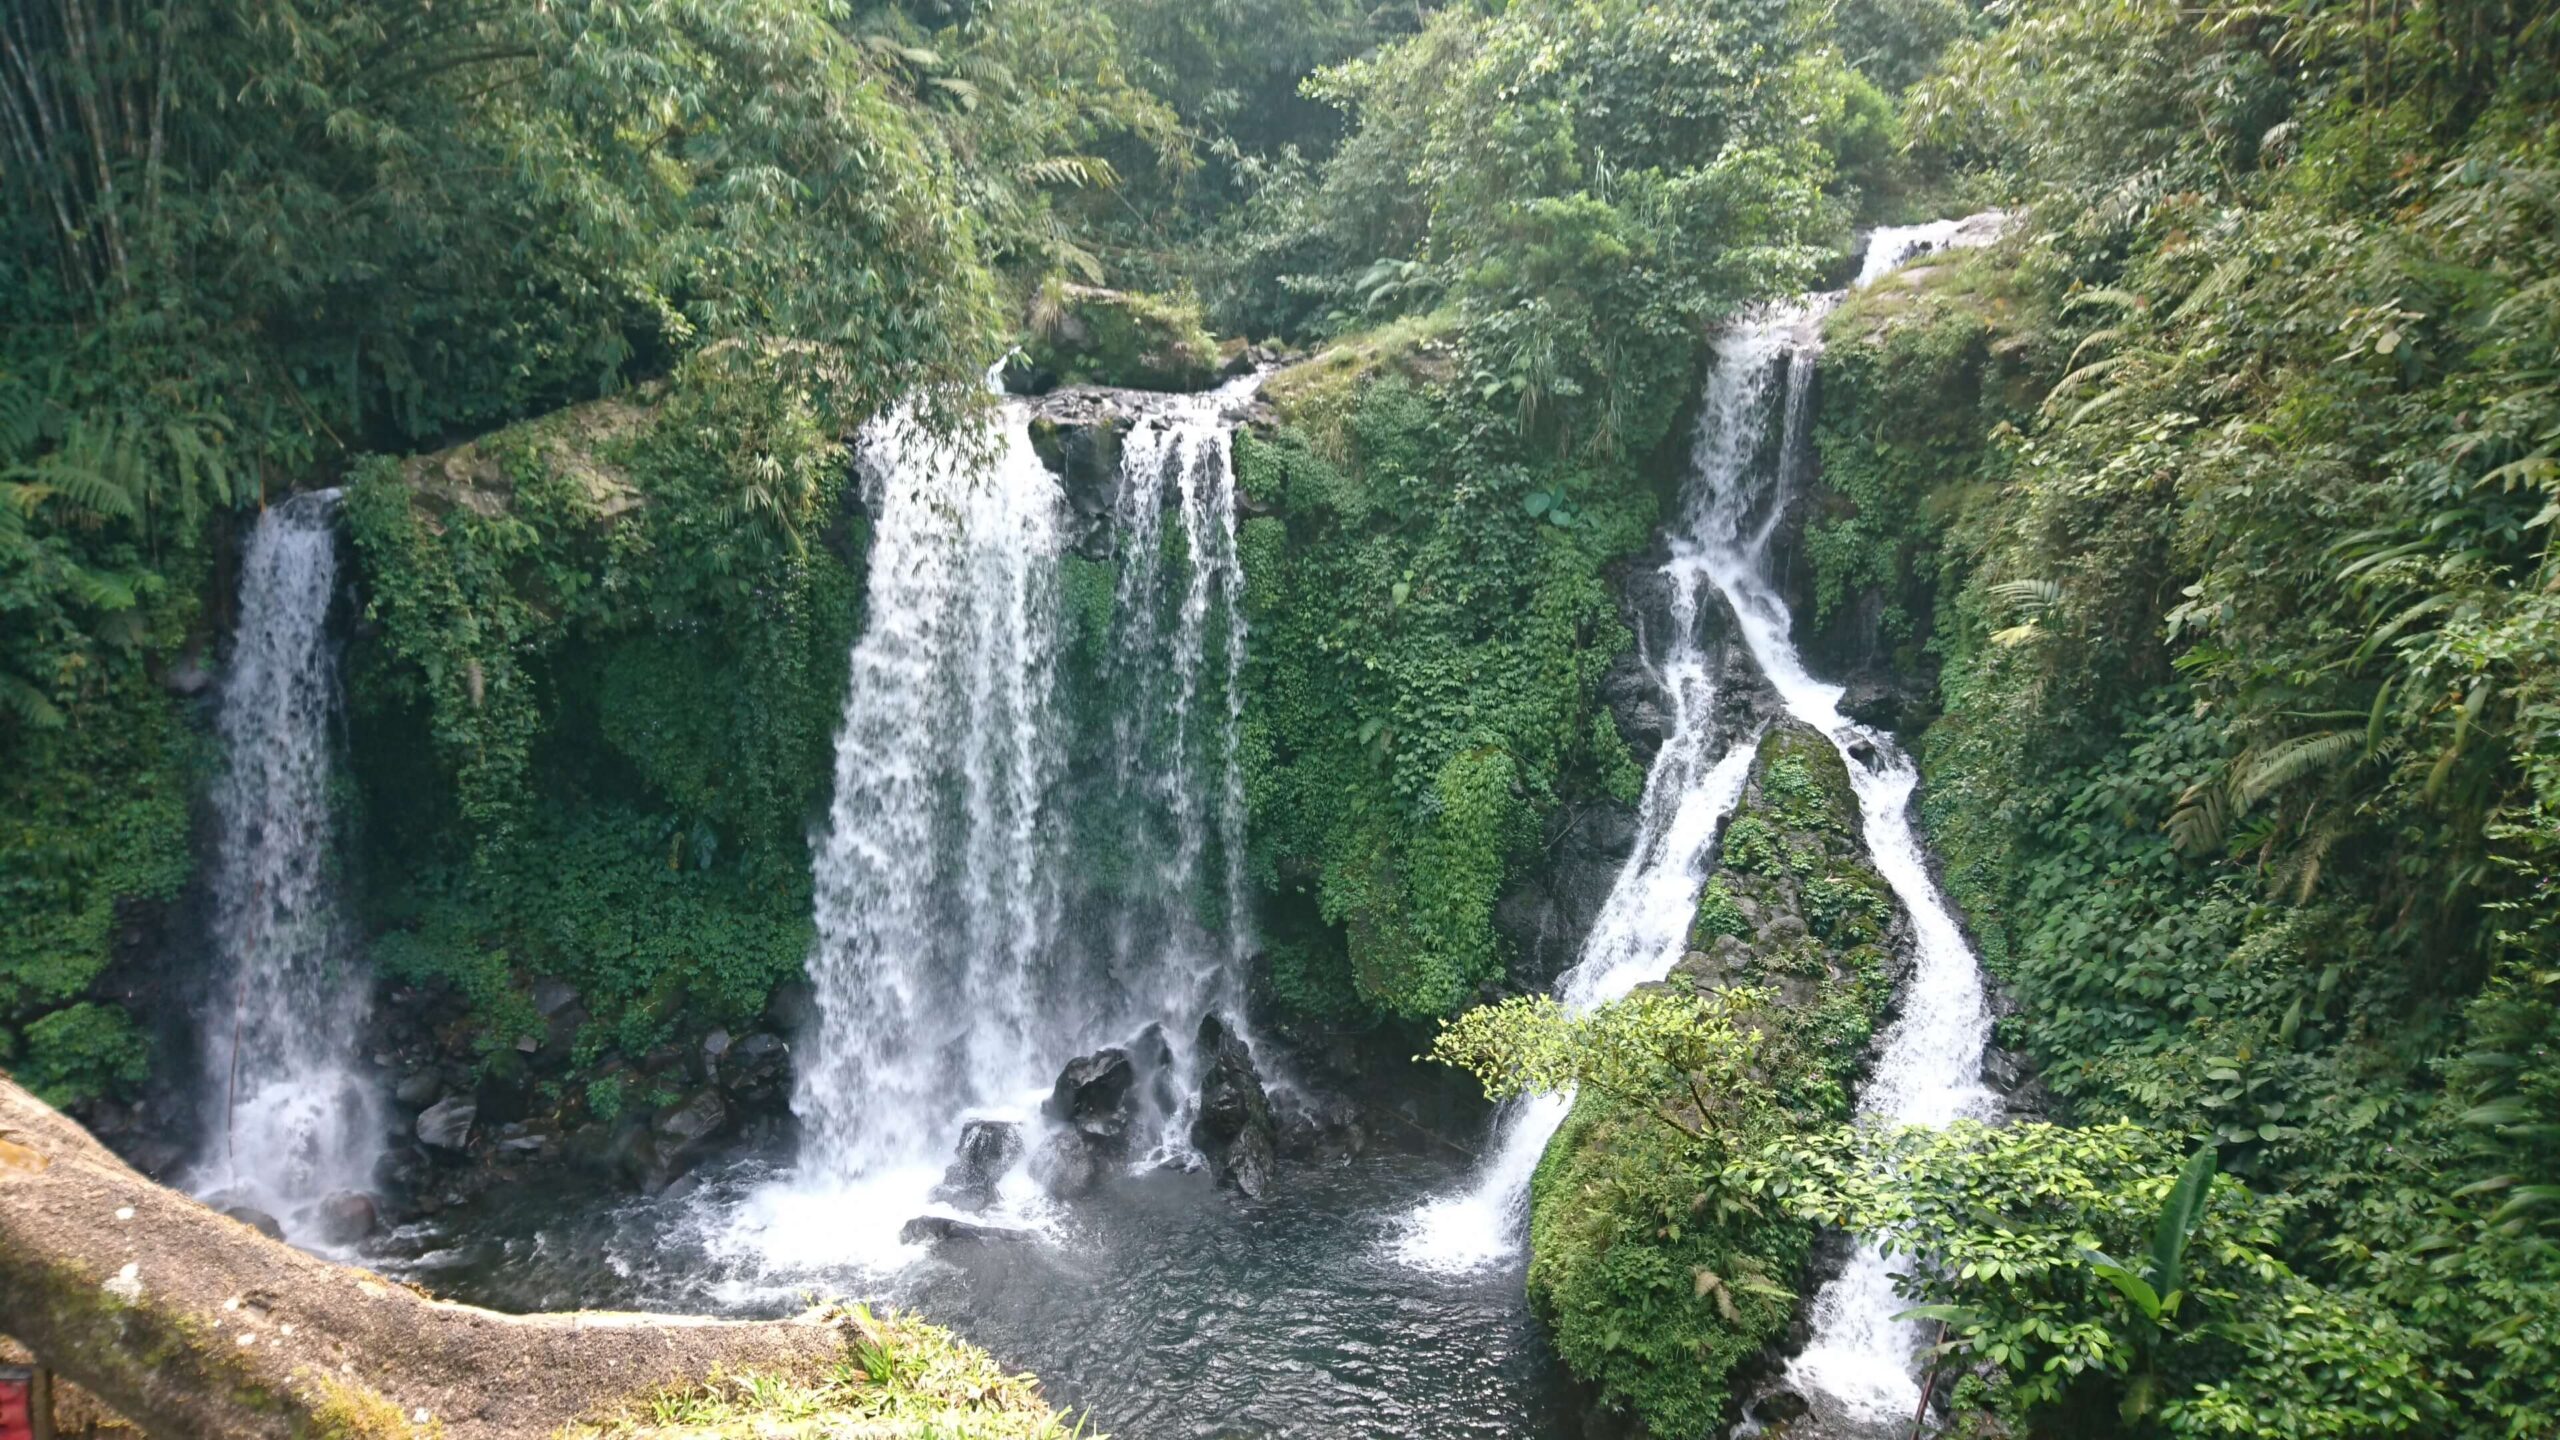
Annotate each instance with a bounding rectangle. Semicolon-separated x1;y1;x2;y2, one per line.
188;490;385;1246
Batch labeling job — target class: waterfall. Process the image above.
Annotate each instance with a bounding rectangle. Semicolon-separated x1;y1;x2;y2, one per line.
1095;385;1261;1157
758;374;1258;1267
788;384;1071;1196
1692;291;1999;1438
1389;312;1807;1273
1393;228;1999;1432
193;490;383;1241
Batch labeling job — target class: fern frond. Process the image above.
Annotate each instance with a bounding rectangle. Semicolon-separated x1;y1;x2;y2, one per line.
2171;255;2256;322
1988;578;2063;616
2063;287;2147;314
2234;730;2362;808
1018;154;1119;189
2168;779;2230;856
0;672;65;729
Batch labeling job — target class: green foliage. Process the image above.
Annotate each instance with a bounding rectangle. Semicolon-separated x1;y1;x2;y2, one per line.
16;1002;151;1109
1738;1122;2451;1436
1794;4;2560;1431
343;362;865;1065
1439;987;1815;1432
566;1307;1097;1439
1237;378;1655;1018
1025;283;1223;391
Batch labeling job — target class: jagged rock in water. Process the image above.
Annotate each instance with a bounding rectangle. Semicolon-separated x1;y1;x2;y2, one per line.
1128;1022;1180;1121
1043;1046;1137;1154
1029;1129;1103;1199
414;1095;476;1151
1189;1015;1276;1199
900;1214;1037;1246
314;1190;378;1245
223;1205;283;1240
929;1120;1025;1212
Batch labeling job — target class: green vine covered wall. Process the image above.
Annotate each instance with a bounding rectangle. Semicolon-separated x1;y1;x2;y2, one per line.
342;359;865;1089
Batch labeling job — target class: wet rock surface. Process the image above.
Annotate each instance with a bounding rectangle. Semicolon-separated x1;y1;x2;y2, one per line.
1189;1015;1277;1200
931;1119;1026;1212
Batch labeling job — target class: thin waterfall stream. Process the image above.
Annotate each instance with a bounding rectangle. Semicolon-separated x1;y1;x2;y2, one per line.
1393;223;2002;1432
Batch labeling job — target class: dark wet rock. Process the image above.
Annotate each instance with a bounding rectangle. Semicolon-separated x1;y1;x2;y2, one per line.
716;1031;792;1108
641;1087;733;1188
314;1190;379;1245
1029;1128;1103;1199
1189;1015;1276;1200
1272;1088;1369;1164
1044;1046;1138;1153
764;978;818;1037
371;1145;431;1196
930;1119;1026;1212
537;1002;589;1067
531;977;582;1018
1836;675;1929;736
474;1069;532;1126
1496;799;1641;992
1129;1022;1180;1119
223;1206;284;1240
1754;1388;1810;1424
1599;650;1670;761
701;1027;733;1074
105;1125;187;1180
415;1095;476;1151
392;1068;443;1108
900;1214;1037;1246
1982;1045;2032;1093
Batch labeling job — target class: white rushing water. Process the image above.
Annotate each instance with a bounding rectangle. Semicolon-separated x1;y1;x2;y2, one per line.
750;373;1261;1268
193;490;384;1240
1390;310;1809;1273
1696;298;1999;1436
1394;226;2000;1432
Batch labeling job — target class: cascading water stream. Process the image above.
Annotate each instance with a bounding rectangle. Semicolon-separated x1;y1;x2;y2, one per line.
192;490;384;1242
1098;381;1264;1158
750;372;1261;1268
1394;224;2000;1434
1689;270;1999;1436
1389;311;1807;1273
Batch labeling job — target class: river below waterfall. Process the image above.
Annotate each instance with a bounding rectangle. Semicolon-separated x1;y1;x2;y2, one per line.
381;1149;1582;1440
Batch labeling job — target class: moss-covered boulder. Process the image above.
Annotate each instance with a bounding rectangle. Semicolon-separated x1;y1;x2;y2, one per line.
1525;723;1905;1436
1021;284;1224;393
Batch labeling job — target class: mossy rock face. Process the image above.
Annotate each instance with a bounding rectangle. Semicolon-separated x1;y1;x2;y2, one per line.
1523;721;1908;1434
1023;285;1222;393
1674;725;1900;1076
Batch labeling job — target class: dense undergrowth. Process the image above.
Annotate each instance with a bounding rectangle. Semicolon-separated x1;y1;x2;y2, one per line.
1768;1;2560;1431
4;1;2556;1437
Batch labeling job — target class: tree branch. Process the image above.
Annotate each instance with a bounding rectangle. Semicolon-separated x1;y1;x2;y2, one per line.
0;1072;849;1439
